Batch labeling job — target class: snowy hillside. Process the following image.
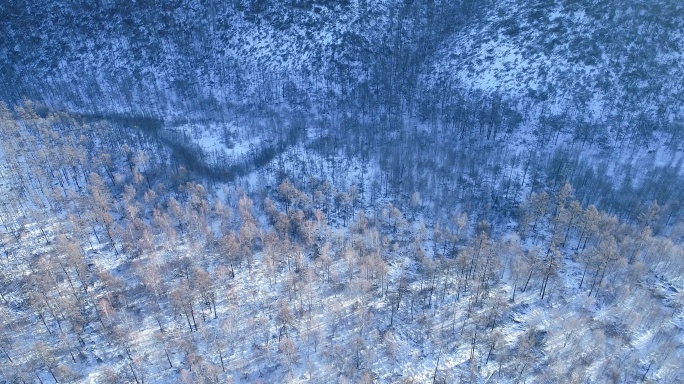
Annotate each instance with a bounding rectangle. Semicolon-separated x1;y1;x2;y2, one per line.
423;0;684;134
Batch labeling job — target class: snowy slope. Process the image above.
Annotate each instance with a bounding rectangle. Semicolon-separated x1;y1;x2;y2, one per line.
423;0;684;127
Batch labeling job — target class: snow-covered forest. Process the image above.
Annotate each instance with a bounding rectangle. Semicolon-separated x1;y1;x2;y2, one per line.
1;0;683;383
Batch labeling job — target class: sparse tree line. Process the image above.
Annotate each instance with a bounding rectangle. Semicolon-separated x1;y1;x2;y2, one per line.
0;103;682;382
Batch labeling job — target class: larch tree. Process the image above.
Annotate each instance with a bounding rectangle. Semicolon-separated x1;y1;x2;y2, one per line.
87;172;120;255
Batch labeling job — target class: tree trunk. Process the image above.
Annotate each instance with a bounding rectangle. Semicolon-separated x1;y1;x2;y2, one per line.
0;344;13;363
522;269;533;292
47;367;59;383
165;349;173;368
129;362;140;384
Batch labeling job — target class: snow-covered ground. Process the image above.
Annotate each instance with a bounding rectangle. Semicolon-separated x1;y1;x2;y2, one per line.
167;122;264;166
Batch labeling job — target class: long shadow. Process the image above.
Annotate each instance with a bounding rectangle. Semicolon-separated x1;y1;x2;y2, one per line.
74;112;288;182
